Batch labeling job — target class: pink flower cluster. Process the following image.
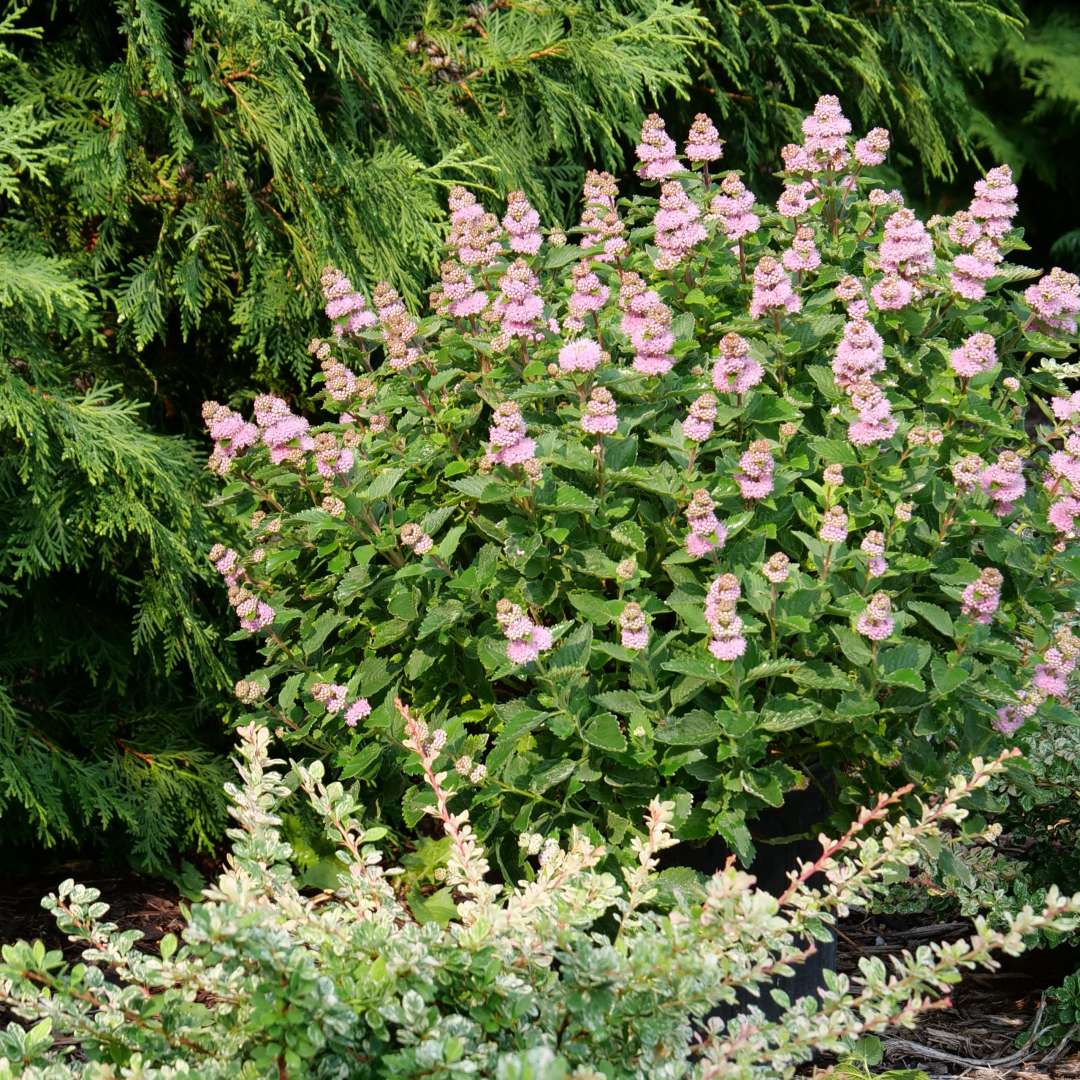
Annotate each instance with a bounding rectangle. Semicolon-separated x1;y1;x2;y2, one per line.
1051;390;1080;423
313;432;353;479
683;393;717;443
203;401;258;475
619;602;650;650
581;386;618;435
856;592;894;640
777;181;816;219
949;331;997;380
860;530;888;578
749;256;801;320
685;113;724;162
705;573;746;660
961;566;1003;624
619;272;675;375
435;259;488;319
819;505;849;544
950;238;1002;302
578;171;626;262
254;394;314;465
979;450;1026;517
565;262;609;331
877;208;934;282
559;338;605;373
833;318;895;445
782;226;821;273
1032;629;1080;701
967;165;1018;240
502;191;542;255
494;259;544;340
685;488;727;557
400;522;434;556
635;114;684;180
209;547;274;633
707;174;760;241
320;265;376;337
448;186;502;267
854;127;890;167
847;379;897;446
486;401;536;467
762;551;791;584
653;181;707;268
711;332;763;395
1025;267;1080;335
735;439;775;500
800;94;851;171
497;599;553;666
313;682;371;727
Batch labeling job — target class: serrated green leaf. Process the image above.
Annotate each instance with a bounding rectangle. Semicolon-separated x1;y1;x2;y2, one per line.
583;712;627;752
908;601;954;638
611;520;647;551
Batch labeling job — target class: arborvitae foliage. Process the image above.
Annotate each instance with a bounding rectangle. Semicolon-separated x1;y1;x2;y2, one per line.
3;0;703;385
690;0;1023;187
0;19;233;869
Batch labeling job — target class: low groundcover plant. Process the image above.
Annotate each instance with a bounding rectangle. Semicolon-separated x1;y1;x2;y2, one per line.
206;97;1080;869
2;711;1078;1078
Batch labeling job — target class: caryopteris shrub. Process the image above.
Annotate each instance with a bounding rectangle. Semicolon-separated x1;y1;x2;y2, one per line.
204;99;1080;871
2;713;1077;1078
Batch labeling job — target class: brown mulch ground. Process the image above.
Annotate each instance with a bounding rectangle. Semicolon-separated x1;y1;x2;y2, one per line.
3;872;1080;1076
837;915;1080;1079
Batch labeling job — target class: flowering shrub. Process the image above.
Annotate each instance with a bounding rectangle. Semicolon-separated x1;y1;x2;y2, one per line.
206;98;1080;865
2;715;1078;1079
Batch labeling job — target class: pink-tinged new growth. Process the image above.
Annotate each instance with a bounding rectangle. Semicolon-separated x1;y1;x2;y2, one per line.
980;450;1026;516
581;386;618;435
619;602;650;651
833;318;885;388
559;338;605;373
494;259;544;340
565;262;609;330
854;127;890;167
435;259;488;318
684;113;724;162
312;682;348;715
344;698;372;727
878;208;934;280
707;173;760;241
1025;267;1080;335
711;332;763;395
856;592;895;640
951;453;986;492
497;598;553;666
502;191;542;255
636;113;684;180
870;272;914;311
801;94;852;171
749;256;801;319
967;165;1018;240
400;522;434;556
320;265;377;337
860;530;888;578
961;566;1004;624
685;488;727;557
487;401;536;467
762;551;791;583
819;505;849;543
653;181;707;268
777;180;816;219
950;238;1002;301
735;439;775;500
782;225;821;273
683;393;717;443
847;379;897;446
705;573;746;660
950;332;998;379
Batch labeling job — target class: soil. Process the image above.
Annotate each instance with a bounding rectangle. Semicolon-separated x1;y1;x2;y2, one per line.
3;871;1080;1076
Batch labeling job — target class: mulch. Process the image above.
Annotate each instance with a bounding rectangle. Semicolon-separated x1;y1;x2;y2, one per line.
3;871;1080;1076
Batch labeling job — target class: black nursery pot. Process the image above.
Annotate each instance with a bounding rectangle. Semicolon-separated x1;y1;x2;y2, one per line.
671;782;838;1022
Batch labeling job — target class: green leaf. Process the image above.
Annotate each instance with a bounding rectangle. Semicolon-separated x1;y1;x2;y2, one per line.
590;690;644;715
568;591;617;625
881;668;926;691
417;600;465;640
583;712;627;752
553;482;597;514
930;659;969;695
159;933;177;962
879;641;932;674
362;467;406;501
302;611;344;657
611;520;647;551
655;710;722;746
714;811;754;864
833;626;872;666
908;601;954;638
340;743;382;779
